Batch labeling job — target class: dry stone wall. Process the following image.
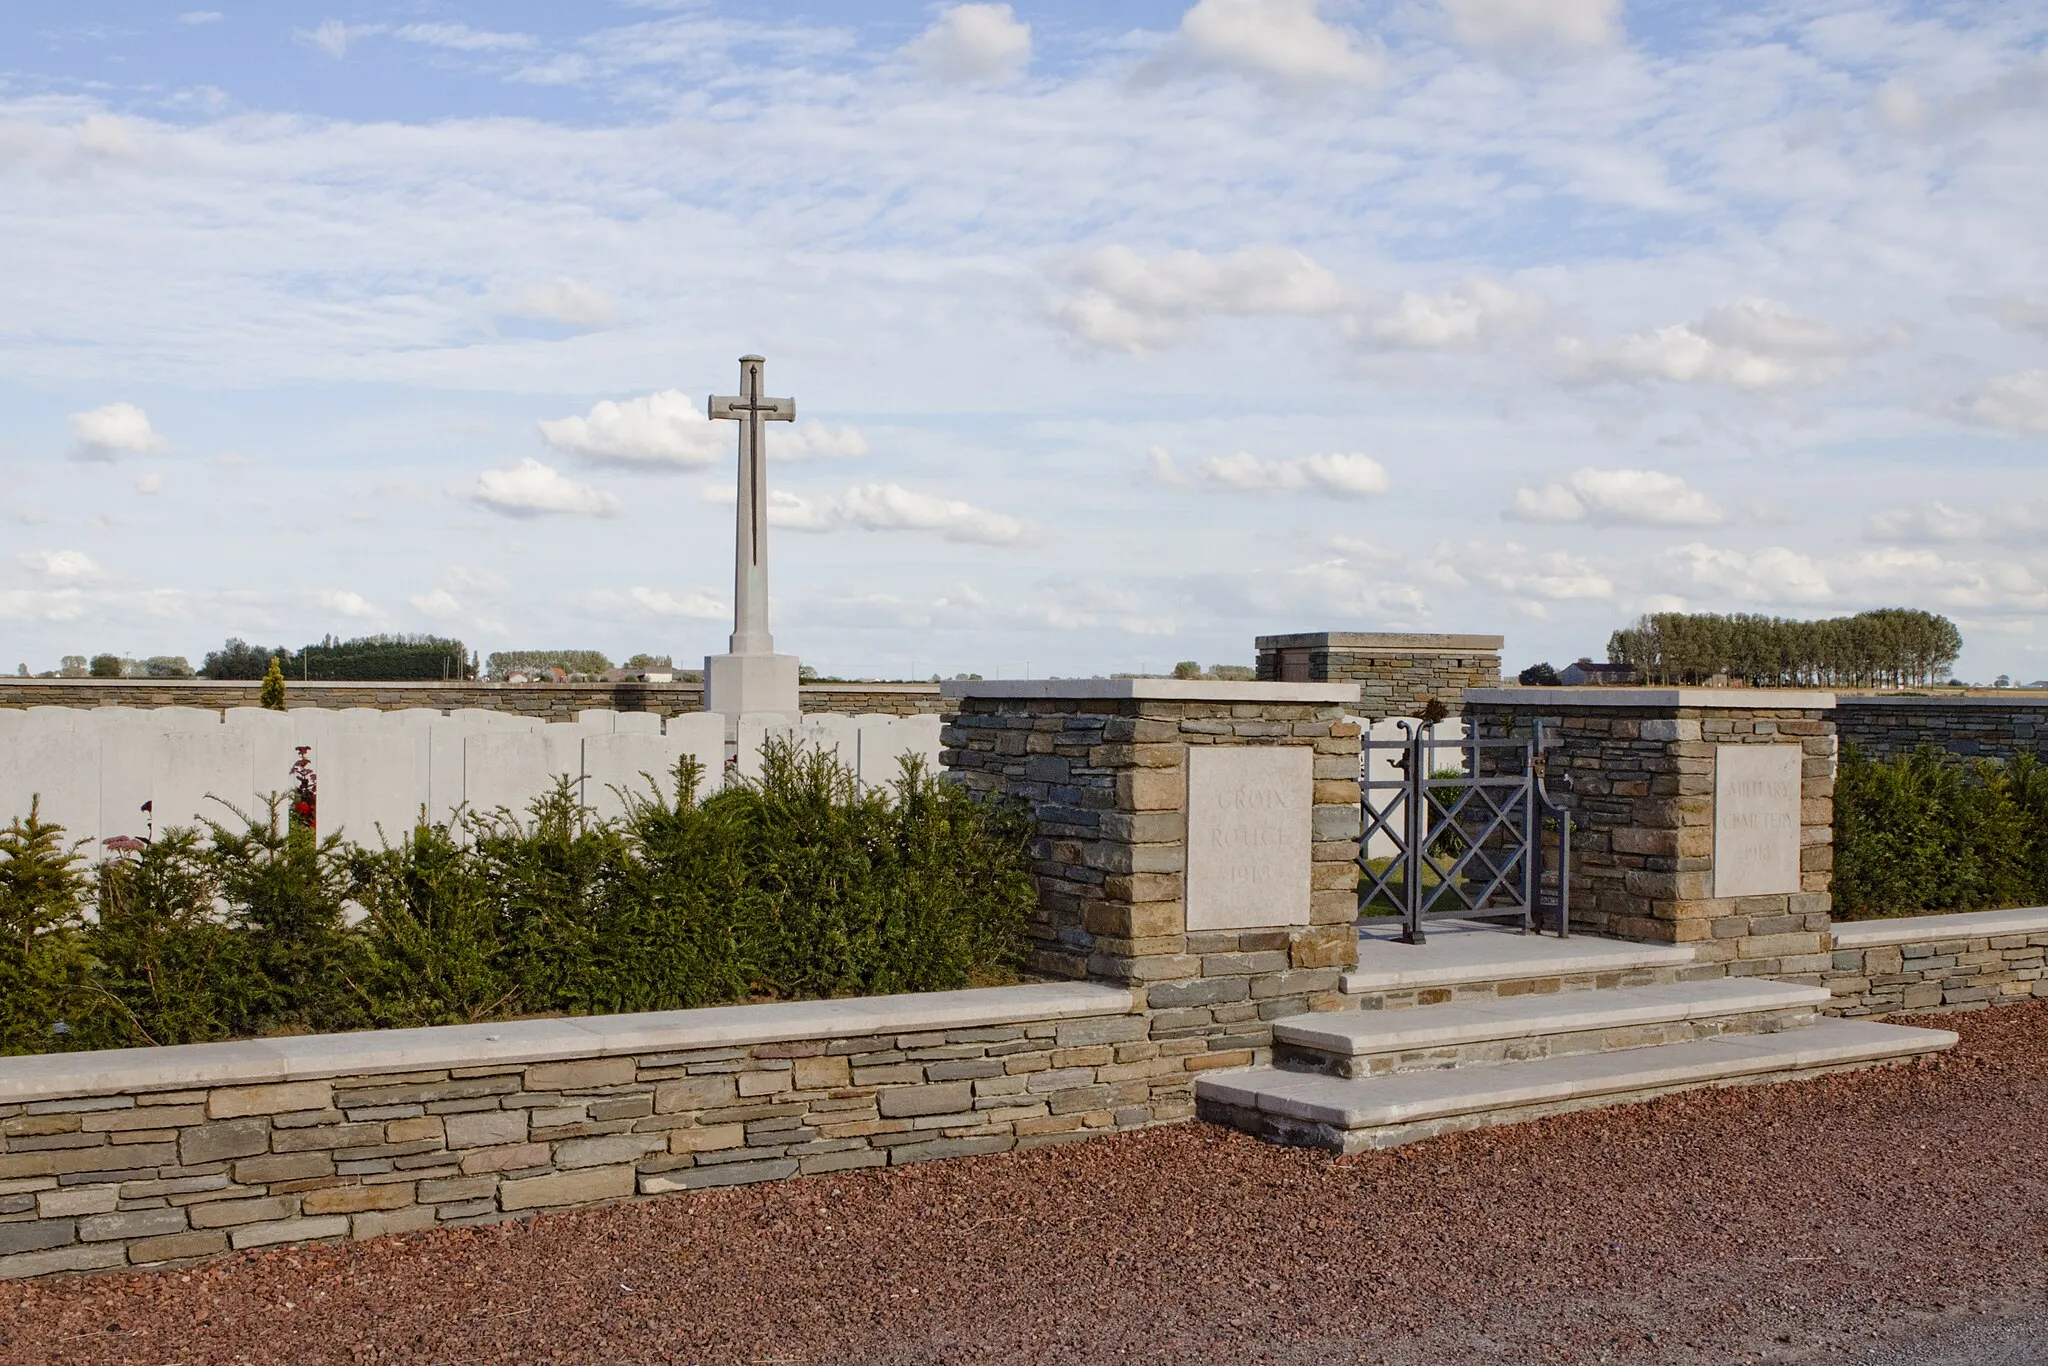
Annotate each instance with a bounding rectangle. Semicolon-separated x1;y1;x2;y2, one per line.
1822;908;2048;1017
1835;694;2048;762
0;984;1143;1281
1254;633;1501;720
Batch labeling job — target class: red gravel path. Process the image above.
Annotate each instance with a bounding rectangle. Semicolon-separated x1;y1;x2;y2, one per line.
3;1002;2045;1366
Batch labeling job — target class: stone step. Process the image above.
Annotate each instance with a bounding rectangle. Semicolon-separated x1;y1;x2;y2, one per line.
1344;920;1696;1008
1274;979;1830;1077
1197;1018;1957;1153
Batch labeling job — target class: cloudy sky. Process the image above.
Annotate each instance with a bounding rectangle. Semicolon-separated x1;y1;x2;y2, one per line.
3;0;2045;681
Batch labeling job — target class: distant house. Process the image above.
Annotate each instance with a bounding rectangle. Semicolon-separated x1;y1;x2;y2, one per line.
1559;659;1637;686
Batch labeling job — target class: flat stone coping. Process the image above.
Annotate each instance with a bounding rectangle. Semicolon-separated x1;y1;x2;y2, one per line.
1465;687;1836;710
1830;905;2048;949
1343;920;1694;994
1199;1019;1956;1129
1836;693;2048;708
940;679;1360;703
1277;979;1827;1055
0;982;1138;1105
1255;633;1504;652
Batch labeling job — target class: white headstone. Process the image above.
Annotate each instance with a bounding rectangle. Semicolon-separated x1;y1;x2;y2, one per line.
615;711;663;735
1712;744;1803;898
1185;746;1314;932
151;731;255;833
0;731;100;853
322;733;424;847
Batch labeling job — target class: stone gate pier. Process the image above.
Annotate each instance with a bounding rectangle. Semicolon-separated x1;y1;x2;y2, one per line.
940;679;1362;1060
1463;687;1837;982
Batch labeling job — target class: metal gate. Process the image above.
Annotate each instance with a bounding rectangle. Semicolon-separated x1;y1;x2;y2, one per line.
1357;719;1573;944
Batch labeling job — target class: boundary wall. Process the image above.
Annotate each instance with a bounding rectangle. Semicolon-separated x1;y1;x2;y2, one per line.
1835;693;2048;762
0;679;945;720
1255;633;1501;719
1822;906;2048;1016
0;983;1155;1281
0;706;942;853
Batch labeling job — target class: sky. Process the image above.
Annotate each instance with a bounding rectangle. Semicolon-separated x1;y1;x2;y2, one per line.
2;0;2045;683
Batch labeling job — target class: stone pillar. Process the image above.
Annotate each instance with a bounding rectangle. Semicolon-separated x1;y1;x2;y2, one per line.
1254;632;1502;719
941;679;1362;1076
1464;687;1836;983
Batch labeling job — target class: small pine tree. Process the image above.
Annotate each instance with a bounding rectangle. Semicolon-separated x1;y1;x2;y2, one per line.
259;657;286;711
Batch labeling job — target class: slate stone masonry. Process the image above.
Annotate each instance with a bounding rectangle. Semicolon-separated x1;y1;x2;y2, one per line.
941;679;1363;1072
1835;694;2048;763
1255;633;1502;720
1463;688;1837;984
0;985;1142;1281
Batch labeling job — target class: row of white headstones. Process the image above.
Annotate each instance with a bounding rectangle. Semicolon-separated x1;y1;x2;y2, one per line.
0;707;943;858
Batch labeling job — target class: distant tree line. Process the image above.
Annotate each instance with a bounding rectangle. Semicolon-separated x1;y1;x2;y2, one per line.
200;635;473;682
486;650;612;680
1605;609;1961;688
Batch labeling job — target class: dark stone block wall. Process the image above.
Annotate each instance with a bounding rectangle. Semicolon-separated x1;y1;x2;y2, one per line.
1254;632;1502;720
1835;696;2048;762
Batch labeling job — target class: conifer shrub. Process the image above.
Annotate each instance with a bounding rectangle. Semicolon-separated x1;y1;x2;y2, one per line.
0;740;1035;1054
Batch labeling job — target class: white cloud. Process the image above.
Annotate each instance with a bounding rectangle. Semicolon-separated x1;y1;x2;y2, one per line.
19;550;104;583
0;591;87;622
905;5;1031;84
1156;448;1390;498
699;484;837;532
300;19;376;60
1559;298;1896;390
1439;0;1622;54
1957;371;2048;435
1049;245;1348;353
133;473;165;495
1668;544;1833;604
701;483;1033;546
1484;549;1614;600
1507;468;1723;526
395;23;536;53
538;391;724;470
1866;502;2046;543
772;421;869;460
471;459;620;518
409;589;461;618
629;586;727;619
1171;0;1383;89
837;483;1031;545
444;566;509;593
68;402;164;461
510;279;616;329
1356;278;1546;350
1974;296;2048;337
318;588;379;618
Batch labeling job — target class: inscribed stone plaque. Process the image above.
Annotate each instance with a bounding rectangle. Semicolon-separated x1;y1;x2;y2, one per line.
1185;746;1313;931
1713;744;1802;898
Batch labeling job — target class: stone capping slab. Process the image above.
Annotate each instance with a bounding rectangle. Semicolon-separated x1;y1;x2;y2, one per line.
1464;687;1837;709
1342;924;1695;994
1277;979;1829;1055
1199;1020;1958;1128
1837;694;2048;709
0;982;1139;1106
1830;905;2048;950
940;679;1360;703
1256;633;1504;652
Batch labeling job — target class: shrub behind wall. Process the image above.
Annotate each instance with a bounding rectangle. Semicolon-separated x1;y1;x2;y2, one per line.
0;741;1035;1054
1832;745;2048;919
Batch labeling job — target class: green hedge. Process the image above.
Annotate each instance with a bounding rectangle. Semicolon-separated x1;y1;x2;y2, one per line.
0;741;1035;1056
1833;745;2048;920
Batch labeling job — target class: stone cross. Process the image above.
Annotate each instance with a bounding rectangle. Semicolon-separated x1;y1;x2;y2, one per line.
708;355;795;656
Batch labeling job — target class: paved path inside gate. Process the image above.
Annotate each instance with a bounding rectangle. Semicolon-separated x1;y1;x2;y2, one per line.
3;1001;2045;1366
